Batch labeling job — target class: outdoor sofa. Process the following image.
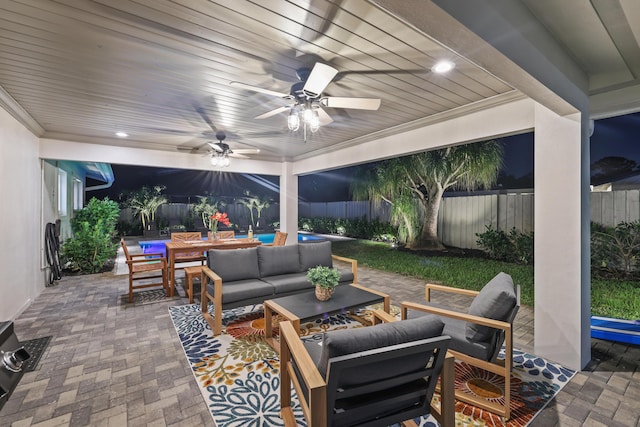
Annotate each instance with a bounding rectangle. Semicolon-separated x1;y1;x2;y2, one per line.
200;241;357;335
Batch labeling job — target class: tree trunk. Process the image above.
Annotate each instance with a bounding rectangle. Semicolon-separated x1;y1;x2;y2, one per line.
408;190;445;250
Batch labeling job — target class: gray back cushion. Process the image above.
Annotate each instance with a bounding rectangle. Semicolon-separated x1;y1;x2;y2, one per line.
257;245;301;277
207;248;260;282
466;272;517;342
298;241;333;271
317;315;445;386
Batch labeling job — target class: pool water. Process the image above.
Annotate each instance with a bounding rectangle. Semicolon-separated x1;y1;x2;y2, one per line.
139;232;322;256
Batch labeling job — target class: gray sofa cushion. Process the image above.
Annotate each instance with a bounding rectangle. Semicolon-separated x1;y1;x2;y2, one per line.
257;245;301;277
299;241;333;271
407;310;493;360
466;272;517;342
337;270;354;285
207;248;260;282
316;315;445;386
261;273;311;294
206;279;274;304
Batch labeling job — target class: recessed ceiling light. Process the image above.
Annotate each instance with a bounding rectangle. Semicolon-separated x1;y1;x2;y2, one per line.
115;131;128;138
431;61;455;74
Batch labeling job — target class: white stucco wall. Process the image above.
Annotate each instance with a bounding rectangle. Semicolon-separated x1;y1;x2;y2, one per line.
0;107;44;321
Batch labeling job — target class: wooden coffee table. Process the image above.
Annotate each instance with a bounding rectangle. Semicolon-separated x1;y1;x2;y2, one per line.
263;283;390;352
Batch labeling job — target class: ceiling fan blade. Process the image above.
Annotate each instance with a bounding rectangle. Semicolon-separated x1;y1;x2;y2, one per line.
302;63;338;97
229;153;250;159
321;97;381;110
229;81;292;99
207;142;224;152
232;148;261;154
254;105;292;119
177;147;201;153
317;107;333;126
193;104;218;132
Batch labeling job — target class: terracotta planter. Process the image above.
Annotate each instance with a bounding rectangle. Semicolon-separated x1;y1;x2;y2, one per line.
315;285;333;301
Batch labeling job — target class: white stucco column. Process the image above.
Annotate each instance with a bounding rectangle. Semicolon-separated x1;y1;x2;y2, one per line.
534;103;591;370
279;162;298;245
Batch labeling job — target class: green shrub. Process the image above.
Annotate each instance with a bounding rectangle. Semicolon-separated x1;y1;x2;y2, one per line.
62;220;118;274
298;216;397;240
62;198;119;274
475;225;533;265
591;221;640;278
72;197;119;236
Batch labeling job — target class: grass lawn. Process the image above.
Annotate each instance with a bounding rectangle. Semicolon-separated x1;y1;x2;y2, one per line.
331;239;640;319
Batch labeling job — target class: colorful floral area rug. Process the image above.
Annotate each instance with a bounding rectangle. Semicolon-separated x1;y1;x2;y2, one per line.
169;303;575;427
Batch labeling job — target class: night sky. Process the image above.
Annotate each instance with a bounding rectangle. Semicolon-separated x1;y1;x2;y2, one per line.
89;112;640;203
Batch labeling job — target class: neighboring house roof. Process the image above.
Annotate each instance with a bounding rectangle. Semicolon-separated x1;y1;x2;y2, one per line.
57;161;115;190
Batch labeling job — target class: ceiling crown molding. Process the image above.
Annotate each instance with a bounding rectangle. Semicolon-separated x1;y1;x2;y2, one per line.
0;85;44;136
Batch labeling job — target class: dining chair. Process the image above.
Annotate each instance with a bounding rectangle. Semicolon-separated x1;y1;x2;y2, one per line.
401;272;520;420
264;230;287;246
208;230;235;240
120;238;168;303
171;232;207;267
272;231;287;246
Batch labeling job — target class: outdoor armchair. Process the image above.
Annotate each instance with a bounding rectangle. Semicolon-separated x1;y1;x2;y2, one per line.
401;272;520;420
279;314;454;427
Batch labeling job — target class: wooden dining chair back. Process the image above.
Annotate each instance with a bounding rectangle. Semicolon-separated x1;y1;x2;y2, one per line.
272;231;287;246
208;230;235;240
401;272;520;420
120;238;168;303
171;232;206;266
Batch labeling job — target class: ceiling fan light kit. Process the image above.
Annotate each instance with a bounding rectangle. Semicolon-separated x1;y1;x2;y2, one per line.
229;62;382;139
210;152;230;167
202;130;259;168
287;111;300;131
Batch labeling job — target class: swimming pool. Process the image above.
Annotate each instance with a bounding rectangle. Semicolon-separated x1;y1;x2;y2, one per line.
139;232;323;256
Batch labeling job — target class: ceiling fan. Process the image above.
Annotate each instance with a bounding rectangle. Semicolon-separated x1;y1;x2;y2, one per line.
229;62;381;137
206;131;260;167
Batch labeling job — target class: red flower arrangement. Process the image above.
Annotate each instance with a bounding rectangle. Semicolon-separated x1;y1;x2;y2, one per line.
209;212;231;233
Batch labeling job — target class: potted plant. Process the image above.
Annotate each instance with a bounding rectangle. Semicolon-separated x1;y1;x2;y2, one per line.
307;266;341;301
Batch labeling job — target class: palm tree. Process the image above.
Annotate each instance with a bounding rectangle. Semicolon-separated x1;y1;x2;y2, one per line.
126;185;167;229
352;140;503;250
253;196;271;228
238;191;258;227
193;195;224;229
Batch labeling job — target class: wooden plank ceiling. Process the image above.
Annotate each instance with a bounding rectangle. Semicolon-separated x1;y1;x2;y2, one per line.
0;0;515;161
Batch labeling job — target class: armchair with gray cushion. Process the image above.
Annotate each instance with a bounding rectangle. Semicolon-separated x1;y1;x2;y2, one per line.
401;272;520;420
279;315;454;427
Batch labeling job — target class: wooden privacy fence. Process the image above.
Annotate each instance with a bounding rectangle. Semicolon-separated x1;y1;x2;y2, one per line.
302;190;640;249
300;193;534;249
437;193;534;249
590;189;640;227
119;189;640;249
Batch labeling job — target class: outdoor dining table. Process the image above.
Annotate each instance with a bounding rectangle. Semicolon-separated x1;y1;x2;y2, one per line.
165;238;262;297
